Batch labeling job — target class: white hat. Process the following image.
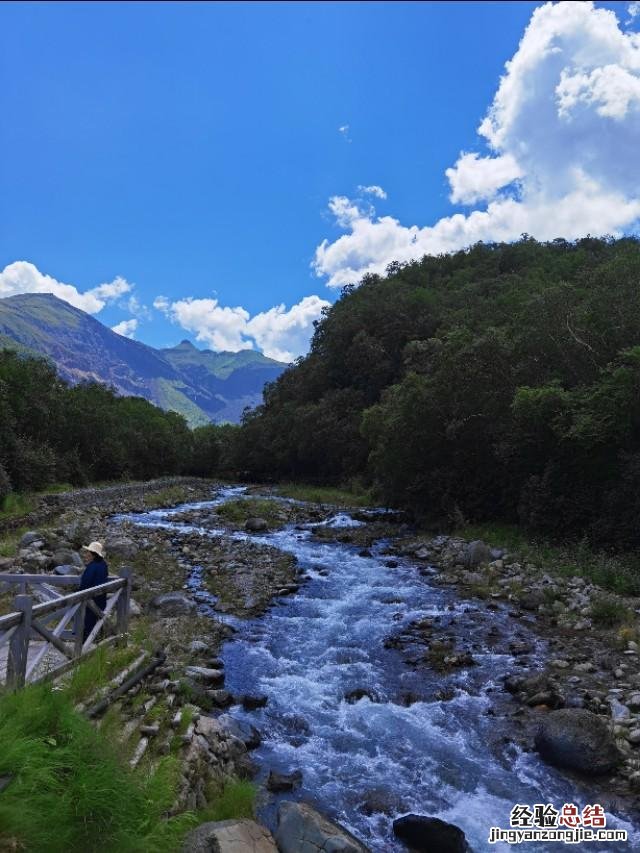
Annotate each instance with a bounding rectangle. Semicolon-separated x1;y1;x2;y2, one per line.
82;541;105;558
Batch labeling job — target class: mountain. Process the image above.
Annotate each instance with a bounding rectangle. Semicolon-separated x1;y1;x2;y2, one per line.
0;293;287;425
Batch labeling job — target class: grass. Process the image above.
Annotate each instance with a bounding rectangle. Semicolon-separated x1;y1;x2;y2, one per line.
0;493;34;520
590;594;633;628
0;527;28;558
0;683;197;853
453;521;640;597
274;482;375;507
143;485;191;508
65;644;139;705
216;497;285;526
199;780;256;822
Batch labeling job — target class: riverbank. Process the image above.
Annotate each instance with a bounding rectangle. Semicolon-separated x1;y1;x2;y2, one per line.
2;478;640;851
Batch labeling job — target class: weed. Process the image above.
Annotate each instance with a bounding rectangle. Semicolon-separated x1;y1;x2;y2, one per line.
0;683;196;853
590;594;632;628
274;483;374;507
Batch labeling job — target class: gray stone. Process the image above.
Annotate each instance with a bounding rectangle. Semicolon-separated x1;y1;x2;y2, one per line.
189;640;210;655
184;666;225;685
54;564;80;576
463;540;490;568
52;549;82;568
275;802;369;853
19;531;44;549
219;714;261;749
393;815;469;853
245;517;268;532
105;535;137;560
535;709;620;775
182;818;277;853
266;770;302;792
148;592;196;616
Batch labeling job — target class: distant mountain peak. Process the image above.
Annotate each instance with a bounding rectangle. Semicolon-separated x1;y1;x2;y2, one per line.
0;292;287;426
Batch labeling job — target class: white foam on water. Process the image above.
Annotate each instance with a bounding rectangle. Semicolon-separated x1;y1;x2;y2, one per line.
116;486;640;852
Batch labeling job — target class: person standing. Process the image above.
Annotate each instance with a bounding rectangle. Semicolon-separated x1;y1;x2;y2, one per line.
79;541;108;641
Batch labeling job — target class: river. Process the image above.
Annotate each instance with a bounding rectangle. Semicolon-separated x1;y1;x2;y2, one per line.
117;485;638;852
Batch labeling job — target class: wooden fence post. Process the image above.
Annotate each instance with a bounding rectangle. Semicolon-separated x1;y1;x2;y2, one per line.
116;568;132;647
6;594;32;689
74;602;86;658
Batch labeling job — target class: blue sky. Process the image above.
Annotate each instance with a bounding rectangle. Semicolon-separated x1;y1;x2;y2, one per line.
1;1;639;359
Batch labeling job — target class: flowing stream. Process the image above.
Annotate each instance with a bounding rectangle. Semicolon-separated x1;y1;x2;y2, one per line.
117;486;638;852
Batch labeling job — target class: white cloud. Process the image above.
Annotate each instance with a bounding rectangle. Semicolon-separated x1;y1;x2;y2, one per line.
0;261;132;313
156;294;330;361
314;2;640;287
358;185;388;200
246;295;331;361
446;152;523;204
125;294;151;319
111;318;138;338
338;124;352;142
628;2;640;24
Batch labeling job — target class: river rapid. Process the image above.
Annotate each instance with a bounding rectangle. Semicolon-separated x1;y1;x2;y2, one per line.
117;486;638;852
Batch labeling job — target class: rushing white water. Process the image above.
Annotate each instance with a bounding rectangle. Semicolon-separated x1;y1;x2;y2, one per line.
117;487;639;852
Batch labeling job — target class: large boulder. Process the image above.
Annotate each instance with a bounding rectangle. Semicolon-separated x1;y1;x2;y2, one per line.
148;592;196;616
19;531;44;549
218;714;261;750
275;802;369;853
535;709;620;775
392;815;469;852
182;819;277;852
105;535;137;560
245;517;268;533
52;548;83;569
463;540;490;568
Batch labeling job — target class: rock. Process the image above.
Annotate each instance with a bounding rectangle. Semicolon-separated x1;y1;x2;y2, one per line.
489;547;504;560
0;774;13;793
535;709;620;775
184;666;225;685
345;688;379;704
242;694;268;710
275;802;369;853
148;592;196;616
182;818;278;853
385;560;399;568
54;564;80;576
463;540;490;568
129;598;142;617
245;517;268;532
392;814;469;853
518;591;545;611
360;788;406;816
189;640;210;655
610;699;631;721
414;548;432;561
219;714;261;750
208;689;233;708
266;770;302;792
104;535;137;560
628;728;640;745
52;549;82;568
19;531;44;549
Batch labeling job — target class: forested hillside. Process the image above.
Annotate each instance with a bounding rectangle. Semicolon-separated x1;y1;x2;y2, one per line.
0;350;226;498
233;236;640;549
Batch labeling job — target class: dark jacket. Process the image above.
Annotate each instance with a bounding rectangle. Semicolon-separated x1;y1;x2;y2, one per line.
80;557;109;640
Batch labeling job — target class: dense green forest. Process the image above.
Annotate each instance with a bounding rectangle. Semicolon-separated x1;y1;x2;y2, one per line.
0;350;228;500
231;236;640;550
3;236;640;552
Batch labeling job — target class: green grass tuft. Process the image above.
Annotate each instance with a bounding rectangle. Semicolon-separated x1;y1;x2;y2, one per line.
199;779;256;822
0;683;196;853
0;493;33;520
590;594;632;628
274;482;375;507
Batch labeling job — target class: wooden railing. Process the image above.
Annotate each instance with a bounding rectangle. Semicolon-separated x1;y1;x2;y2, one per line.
0;568;132;689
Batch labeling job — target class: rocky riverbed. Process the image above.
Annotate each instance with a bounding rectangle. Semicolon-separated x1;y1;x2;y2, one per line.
2;480;640;851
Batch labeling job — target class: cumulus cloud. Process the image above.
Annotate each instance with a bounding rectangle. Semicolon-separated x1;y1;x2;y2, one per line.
156;294;330;361
314;2;640;288
627;2;640;24
111;318;138;338
445;152;523;204
0;261;132;313
246;295;331;362
358;185;388;200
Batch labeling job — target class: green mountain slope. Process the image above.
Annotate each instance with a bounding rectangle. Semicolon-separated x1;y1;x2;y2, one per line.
0;293;287;425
